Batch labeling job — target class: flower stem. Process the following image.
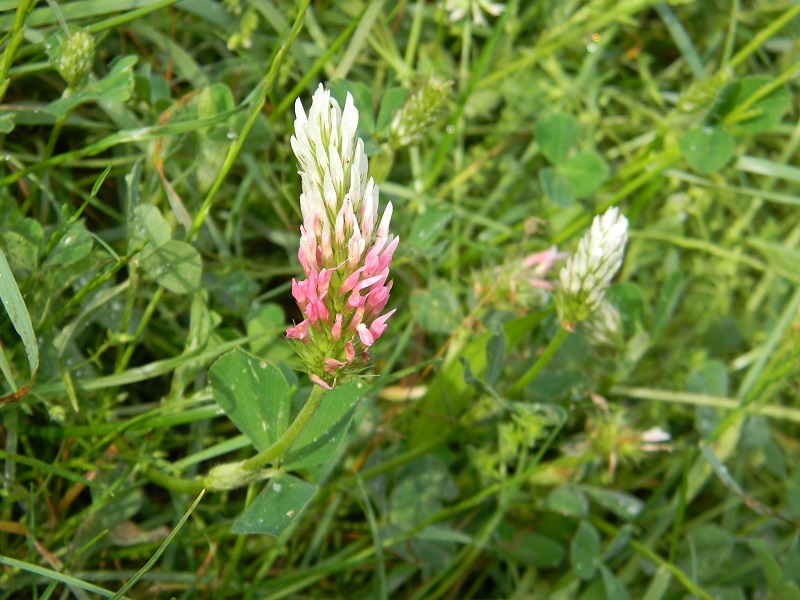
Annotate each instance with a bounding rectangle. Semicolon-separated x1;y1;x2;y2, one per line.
509;327;570;396
143;465;204;495
147;384;327;493
241;384;327;472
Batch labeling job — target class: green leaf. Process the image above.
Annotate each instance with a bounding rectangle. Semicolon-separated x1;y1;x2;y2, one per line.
516;533;566;569
773;584;800;600
546;484;588;518
561;151;609;198
782;535;800;584
607;283;646;335
581;485;644;521
601;565;631;600
641;566;672;600
536;113;580;165
209;348;291;451
539;167;575;207
196;83;235;121
283;380;367;471
91;165;112;197
408;205;453;251
653;270;686;340
0;111;15;133
389;456;458;527
409;311;548;447
187;293;211;352
139;240;202;294
231;474;318;536
485;324;505;387
679;126;736;174
460;357;489;395
44;226;93;267
0;249;38;387
748;538;782;590
376;87;409;134
46;56;138;118
2;219;43;273
129;205;171;255
410;279;463;334
207;269;259;313
603;524;634;562
246;303;286;356
723;76;792;133
684;523;734;581
570;520;601;581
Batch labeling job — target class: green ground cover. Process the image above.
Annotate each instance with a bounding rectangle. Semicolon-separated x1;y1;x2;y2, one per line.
1;0;800;598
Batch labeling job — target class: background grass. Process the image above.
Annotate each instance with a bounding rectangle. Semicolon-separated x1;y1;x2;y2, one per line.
2;0;800;598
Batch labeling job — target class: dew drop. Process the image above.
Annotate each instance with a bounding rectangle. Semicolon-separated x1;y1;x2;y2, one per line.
272;483;282;493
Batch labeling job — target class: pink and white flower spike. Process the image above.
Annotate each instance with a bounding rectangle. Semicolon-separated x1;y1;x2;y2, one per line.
286;84;399;388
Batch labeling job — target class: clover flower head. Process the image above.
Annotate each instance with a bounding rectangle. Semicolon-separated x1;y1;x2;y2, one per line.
555;207;628;329
389;78;452;149
48;28;95;89
473;246;565;313
444;0;505;26
287;84;399;388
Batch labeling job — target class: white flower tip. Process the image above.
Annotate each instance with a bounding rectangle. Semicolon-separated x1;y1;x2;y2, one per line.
378;201;393;236
641;427;671;444
294;97;307;123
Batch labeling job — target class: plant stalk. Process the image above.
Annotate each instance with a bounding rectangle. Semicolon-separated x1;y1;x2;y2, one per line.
242;384;327;471
509;326;569;396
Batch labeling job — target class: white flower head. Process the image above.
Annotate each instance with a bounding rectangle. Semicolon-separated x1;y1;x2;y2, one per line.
444;0;505;26
555;207;628;328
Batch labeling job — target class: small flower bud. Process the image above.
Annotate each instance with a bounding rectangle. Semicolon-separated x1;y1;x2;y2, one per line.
47;28;95;89
389;78;452;149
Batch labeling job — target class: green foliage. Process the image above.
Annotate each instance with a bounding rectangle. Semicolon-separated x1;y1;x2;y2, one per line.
232;474;318;536
210;349;291;451
2;1;800;598
536;112;609;205
46;55;136;117
680;126;736;174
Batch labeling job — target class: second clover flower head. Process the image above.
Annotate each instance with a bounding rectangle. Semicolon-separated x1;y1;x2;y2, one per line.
555;206;628;330
286;84;399;389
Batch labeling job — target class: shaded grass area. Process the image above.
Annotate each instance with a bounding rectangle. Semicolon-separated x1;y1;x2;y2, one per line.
2;0;800;598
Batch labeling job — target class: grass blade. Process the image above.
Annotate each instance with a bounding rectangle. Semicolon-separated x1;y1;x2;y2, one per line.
0;248;38;388
109;490;205;600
